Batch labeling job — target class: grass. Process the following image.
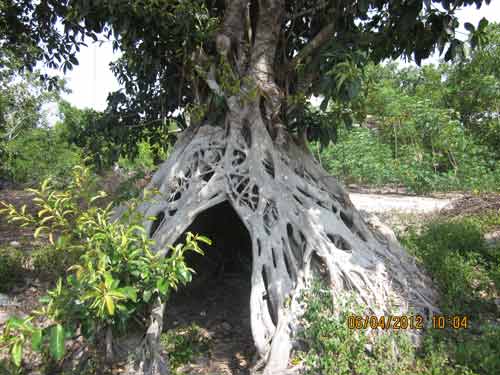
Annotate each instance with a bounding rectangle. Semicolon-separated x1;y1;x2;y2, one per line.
160;323;211;373
298;210;500;375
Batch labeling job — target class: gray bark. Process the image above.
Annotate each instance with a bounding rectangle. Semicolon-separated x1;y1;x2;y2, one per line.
121;2;439;373
125;100;438;374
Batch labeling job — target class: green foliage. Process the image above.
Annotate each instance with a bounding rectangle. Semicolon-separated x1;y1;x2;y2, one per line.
3;0;487;144
298;280;477;375
0;164;211;370
0;246;25;293
451;325;500;375
313;128;398;186
0;54;69;184
399;212;500;375
2;127;83;185
113;138;171;202
445;23;500;153
402;217;499;314
31;245;82;281
160;323;211;372
314;24;500;194
55;101;114;171
0;53;61;136
316;124;500;194
117;138;169;176
56;100;175;173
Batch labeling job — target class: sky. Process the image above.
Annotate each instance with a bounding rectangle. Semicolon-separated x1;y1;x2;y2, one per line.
47;2;500;117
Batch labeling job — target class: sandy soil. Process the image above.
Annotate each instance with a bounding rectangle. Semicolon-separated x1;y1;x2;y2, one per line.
349;192;454;214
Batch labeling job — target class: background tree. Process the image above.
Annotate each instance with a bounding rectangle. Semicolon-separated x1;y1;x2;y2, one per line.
0;54;80;184
445;22;500;152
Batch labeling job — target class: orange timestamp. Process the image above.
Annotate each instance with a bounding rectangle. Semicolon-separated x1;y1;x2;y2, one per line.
347;314;469;330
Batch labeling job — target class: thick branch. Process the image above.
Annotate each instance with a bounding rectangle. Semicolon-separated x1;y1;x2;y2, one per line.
285;0;330;21
216;0;250;63
249;0;285;133
290;22;335;69
250;0;284;81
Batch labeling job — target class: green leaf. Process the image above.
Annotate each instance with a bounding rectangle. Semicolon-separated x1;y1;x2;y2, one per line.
195;235;212;245
39;296;51;304
6;316;28;330
49;324;65;361
11;340;23;367
120;286;138;302
464;22;475;33
105;295;115;315
143;290;152;302
156;279;169;295
34;226;48;239
178;266;192;283
478;17;488;31
31;329;43;352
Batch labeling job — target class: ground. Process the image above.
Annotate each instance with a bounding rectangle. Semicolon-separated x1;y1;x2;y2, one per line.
1;186;499;374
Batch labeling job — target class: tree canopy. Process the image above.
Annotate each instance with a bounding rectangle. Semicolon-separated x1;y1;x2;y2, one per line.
0;0;493;138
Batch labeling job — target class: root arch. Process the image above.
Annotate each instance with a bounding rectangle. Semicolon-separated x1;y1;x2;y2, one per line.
133;111;438;374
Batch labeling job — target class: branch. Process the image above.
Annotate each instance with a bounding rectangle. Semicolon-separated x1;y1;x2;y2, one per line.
290;22;335;69
285;0;330;21
216;0;250;58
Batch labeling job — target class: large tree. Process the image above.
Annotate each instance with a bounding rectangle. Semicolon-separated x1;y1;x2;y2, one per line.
1;1;492;374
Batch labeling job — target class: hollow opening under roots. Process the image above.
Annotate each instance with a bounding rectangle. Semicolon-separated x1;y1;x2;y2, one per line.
164;201;255;373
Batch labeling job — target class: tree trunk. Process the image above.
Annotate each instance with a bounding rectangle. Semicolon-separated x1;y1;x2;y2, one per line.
123;98;439;374
121;2;439;372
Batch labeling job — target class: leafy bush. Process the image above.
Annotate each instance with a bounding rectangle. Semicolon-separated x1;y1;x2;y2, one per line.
402;219;497;313
0;247;25;293
113;138;171;202
117;139;168;175
31;245;82;281
0;164;209;371
316;127;500;194
400;213;500;375
313;128;399;186
2;127;83;186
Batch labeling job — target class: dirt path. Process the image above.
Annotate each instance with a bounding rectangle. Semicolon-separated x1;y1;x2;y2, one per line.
164;273;254;375
349;192;454;214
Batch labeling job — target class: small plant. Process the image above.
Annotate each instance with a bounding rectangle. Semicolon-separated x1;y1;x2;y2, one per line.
0;247;25;293
0;164;210;371
161;323;211;372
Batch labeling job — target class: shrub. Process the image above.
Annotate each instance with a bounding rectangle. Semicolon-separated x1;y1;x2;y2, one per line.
314;128;399;186
315;126;500;194
113;138;171;202
0;164;210;371
453;325;500;375
2;127;83;186
402;219;497;313
0;247;25;293
31;246;82;281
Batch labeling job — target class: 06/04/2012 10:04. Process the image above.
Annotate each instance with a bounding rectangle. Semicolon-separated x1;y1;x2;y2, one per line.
347;315;469;330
